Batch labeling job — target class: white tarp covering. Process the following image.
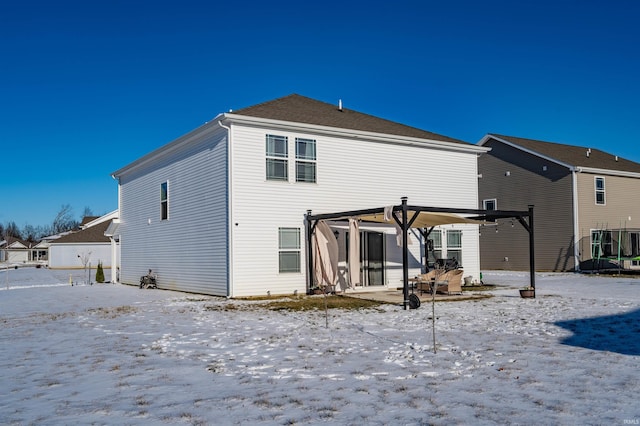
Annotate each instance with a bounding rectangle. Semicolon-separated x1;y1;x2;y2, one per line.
313;220;339;289
359;210;484;228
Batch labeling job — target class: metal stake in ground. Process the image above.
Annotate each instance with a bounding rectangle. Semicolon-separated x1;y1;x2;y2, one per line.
432;279;437;354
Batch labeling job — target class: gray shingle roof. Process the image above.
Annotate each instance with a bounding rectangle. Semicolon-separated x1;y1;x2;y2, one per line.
490;134;640;174
52;221;111;244
233;94;470;145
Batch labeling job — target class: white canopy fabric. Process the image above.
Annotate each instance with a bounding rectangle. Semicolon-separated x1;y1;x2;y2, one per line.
313;220;339;288
358;210;485;228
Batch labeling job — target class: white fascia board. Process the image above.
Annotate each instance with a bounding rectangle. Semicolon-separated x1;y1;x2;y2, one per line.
478;134;576;171
224;113;489;155
49;242;111;247
575;166;640;179
82;210;120;229
111;114;226;179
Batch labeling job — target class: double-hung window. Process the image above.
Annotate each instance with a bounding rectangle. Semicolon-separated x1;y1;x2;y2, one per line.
278;228;301;273
160;181;169;220
295;137;316;183
595;177;605;205
446;230;463;267
266;134;288;181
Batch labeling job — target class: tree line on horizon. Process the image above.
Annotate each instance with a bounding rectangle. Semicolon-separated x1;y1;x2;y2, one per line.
1;204;94;243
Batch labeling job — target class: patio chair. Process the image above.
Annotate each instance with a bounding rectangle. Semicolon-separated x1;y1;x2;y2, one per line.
435;269;463;295
416;270;441;294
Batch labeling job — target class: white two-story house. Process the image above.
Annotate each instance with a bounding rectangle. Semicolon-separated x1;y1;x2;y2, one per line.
111;94;488;297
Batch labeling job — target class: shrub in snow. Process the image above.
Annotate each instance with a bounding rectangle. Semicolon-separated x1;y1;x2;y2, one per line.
96;262;105;283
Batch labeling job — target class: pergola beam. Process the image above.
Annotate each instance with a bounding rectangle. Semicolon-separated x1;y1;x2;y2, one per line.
305;199;536;309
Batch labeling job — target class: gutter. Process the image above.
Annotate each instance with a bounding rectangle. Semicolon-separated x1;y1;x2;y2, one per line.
575;166;640;179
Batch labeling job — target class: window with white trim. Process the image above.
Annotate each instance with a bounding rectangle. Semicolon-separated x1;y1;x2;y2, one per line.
160;181;168;220
295;137;316;183
446;230;463;267
266;134;288;181
591;230;612;258
426;230;442;266
278;227;301;273
483;199;497;223
483;199;497;210
595;177;605;205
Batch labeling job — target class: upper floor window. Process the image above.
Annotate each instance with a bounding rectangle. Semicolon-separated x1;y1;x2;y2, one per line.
595;177;605;205
278;227;301;273
295;137;316;183
161;181;169;220
266;134;288;181
483;199;497;222
483;199;497;210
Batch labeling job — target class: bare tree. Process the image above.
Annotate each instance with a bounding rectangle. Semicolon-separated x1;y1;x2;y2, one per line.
77;250;93;285
23;224;38;243
52;204;79;234
4;221;22;239
81;206;94;219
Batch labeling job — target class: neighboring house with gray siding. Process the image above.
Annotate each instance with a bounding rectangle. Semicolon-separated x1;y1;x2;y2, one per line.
477;134;640;272
111;94;488;297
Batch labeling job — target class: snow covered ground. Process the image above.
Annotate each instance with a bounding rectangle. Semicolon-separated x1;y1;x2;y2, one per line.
1;267;639;425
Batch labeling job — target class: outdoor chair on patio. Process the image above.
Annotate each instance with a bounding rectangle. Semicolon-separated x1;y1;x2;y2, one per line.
416;270;441;295
435;269;463;295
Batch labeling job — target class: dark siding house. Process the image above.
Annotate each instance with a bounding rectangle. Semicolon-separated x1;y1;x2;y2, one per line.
478;134;640;272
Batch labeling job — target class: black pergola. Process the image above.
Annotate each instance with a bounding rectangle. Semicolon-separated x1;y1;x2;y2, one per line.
305;197;535;309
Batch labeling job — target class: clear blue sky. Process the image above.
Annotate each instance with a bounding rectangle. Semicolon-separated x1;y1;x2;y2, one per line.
2;0;639;229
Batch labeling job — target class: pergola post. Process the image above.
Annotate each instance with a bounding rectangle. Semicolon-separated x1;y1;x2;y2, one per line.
528;205;536;295
401;197;409;310
305;210;314;293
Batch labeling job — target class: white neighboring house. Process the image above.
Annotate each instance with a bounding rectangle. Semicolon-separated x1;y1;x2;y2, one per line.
111;94;488;297
48;211;119;270
1;238;31;264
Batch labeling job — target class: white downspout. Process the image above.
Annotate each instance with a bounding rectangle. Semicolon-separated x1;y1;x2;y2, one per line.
219;120;233;298
572;169;581;271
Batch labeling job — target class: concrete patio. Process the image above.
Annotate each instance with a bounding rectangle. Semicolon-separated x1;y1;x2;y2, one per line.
342;287;493;305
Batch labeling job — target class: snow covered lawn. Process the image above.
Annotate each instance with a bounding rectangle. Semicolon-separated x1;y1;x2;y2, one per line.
1;267;639;425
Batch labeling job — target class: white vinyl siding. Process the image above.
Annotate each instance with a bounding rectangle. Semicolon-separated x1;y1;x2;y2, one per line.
230;124;482;296
116;116;483;297
117;125;229;295
48;243;112;269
